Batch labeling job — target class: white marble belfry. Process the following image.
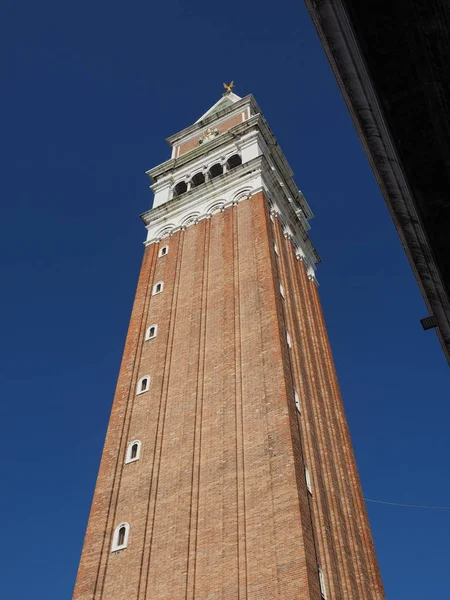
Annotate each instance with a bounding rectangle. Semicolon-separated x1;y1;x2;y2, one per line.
141;92;319;281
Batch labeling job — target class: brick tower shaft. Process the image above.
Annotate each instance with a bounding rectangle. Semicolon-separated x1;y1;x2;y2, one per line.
73;92;385;600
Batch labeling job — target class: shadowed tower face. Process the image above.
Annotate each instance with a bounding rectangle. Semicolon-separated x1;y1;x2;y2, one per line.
73;92;385;600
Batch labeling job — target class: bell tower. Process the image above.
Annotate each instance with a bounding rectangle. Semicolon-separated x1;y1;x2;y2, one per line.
73;89;385;600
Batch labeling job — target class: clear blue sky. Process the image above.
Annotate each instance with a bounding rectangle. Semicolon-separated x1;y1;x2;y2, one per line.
1;1;449;598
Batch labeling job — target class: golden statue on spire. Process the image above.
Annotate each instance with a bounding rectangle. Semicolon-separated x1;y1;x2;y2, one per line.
223;81;235;94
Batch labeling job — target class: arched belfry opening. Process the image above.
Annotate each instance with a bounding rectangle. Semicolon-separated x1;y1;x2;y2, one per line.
191;172;205;188
208;163;223;179
173;181;188;197
227;154;242;170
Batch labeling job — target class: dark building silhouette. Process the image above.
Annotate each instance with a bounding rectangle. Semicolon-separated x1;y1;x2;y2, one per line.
304;0;450;364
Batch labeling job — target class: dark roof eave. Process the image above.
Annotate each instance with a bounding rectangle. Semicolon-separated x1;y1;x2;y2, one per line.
304;0;450;365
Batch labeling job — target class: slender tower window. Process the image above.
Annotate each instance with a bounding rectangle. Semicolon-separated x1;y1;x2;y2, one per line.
137;376;150;395
125;440;141;464
294;388;301;413
305;466;312;494
145;324;158;340
118;527;125;546
158;245;168;257
111;522;130;552
286;331;292;348
318;566;327;599
152;281;164;295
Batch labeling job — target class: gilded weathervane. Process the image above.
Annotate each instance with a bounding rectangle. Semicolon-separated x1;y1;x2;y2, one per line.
223;81;235;94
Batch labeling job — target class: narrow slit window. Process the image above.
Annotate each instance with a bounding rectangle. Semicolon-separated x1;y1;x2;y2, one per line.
280;283;285;298
305;466;312;494
137;376;150;395
274;243;279;256
145;324;158;340
318;566;327;599
294;388;301;413
125;440;141;463
118;527;126;546
111;522;130;552
152;281;164;295
286;331;292;348
158;245;168;258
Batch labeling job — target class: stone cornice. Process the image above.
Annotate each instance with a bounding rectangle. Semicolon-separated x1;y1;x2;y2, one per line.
141;154;319;273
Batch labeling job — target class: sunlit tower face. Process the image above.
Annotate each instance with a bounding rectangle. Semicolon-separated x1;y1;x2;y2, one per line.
73;89;385;600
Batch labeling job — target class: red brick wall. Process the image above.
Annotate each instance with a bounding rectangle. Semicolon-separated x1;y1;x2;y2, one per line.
272;217;385;600
175;112;246;157
73;192;385;600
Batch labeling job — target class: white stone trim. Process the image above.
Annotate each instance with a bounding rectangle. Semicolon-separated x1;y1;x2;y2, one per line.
279;283;285;298
144;171;261;243
154;225;176;241
149;128;256;208
149;112;313;217
207;201;225;214
143;151;318;278
136;376;150;395
125;440;141;464
294;388;301;413
111;522;130;552
181;213;201;228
